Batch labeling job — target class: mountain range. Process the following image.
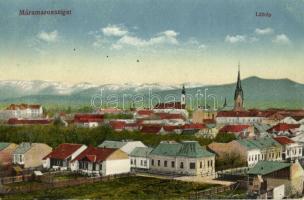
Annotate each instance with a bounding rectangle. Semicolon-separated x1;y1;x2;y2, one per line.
0;77;303;109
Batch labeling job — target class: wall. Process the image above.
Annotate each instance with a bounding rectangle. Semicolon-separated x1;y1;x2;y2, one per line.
103;159;130;175
24;144;52;168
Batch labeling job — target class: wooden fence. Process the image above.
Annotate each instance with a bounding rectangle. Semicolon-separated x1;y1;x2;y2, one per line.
0;174;34;185
188;182;239;199
0;173;135;195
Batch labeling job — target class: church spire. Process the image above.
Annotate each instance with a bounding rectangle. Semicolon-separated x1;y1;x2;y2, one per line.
234;62;243;101
234;62;244;111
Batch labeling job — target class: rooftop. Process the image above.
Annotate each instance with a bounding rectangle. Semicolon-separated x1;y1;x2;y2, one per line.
248;161;291;175
130;147;153;157
43;143;84;160
237;137;281;150
150;141;214;158
0;142;12;151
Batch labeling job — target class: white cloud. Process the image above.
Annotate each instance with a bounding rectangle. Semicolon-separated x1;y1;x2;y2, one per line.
225;35;246;43
113;30;179;48
198;44;207;50
272;34;291;44
255;28;274;35
102;24;128;37
37;30;58;43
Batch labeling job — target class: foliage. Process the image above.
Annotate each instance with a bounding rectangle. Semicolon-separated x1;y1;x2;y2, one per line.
214;133;236;143
104;113;134;120
215;153;247;171
0;125;213;148
1;176;217;199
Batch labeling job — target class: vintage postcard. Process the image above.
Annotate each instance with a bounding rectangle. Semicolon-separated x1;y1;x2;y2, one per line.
0;0;304;199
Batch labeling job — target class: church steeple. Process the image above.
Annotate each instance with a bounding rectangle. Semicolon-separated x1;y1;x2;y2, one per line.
181;84;186;107
234;62;244;111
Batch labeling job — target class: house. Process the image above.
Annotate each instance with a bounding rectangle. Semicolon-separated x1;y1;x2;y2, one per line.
140;124;162;134
130;147;153;170
7;118;52;126
109;120;126;132
70;146;130;176
43;143;87;170
149;141;215;176
98;140;147;155
219;124;255;139
253;123;271;138
182;123;206;135
192;109;217;124
134;109;154;120
12;143;52;168
267;123;301;136
2;104;43;119
273;136;303;161
216;110;265;125
0;143;18;166
74;113;104;128
248;160;304;198
208;137;282;167
280;116;299;124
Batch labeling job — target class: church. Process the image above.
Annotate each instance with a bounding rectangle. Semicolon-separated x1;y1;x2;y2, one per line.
216;63;265;125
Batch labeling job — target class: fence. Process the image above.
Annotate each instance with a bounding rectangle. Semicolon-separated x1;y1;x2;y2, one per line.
0;173;135;195
0;174;34;185
188;182;239;199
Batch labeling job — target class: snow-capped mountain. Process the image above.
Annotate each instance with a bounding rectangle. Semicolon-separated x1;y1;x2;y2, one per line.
0;80;191;100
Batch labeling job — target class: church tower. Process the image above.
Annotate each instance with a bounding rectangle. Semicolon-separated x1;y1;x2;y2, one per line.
234;63;244;111
181;85;186;108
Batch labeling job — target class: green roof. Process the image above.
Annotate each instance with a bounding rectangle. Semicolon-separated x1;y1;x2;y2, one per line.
130;147;153;157
237;137;281;150
14;142;32;154
248;161;291;175
0;142;11;151
150;141;214;158
98;141;127;149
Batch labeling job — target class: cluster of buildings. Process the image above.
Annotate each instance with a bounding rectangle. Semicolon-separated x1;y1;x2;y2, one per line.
0;140;216;177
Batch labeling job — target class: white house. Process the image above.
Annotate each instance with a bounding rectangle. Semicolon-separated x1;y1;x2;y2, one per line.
149;141;215;176
216;111;264;125
98;140;147;155
130;147;153;170
70;146;130;176
274;136;303;161
0;104;43;120
42;143;87;170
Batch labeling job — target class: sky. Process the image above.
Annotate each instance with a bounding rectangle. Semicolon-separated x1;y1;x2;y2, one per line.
0;0;304;85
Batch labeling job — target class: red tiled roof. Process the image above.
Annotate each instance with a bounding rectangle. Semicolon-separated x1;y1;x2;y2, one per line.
217;111;266;117
154;102;185;109
73;146;116;162
109;120;126;130
163;125;182;132
136;109;154;116
203;119;216;124
268;123;300;132
43;143;84;160
183;123;206;130
273;136;295;145
219;125;250;133
6;104;41;110
7;118;51;125
140;125;162;134
156;113;185;120
74;114;104;123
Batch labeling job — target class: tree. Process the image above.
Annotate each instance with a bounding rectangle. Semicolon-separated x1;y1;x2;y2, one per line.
214;133;236;143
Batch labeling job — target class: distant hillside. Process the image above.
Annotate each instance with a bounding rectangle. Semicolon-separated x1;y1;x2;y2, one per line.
0;77;303;109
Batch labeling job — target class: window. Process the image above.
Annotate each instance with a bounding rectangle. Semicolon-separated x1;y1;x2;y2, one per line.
200;161;202;169
190;162;195;169
144;160;147;166
158;160;160;166
171;161;175;168
180;162;184;169
151;159;154;166
210;160;213;167
164;160;167;167
140;160;143;166
131;159;133;165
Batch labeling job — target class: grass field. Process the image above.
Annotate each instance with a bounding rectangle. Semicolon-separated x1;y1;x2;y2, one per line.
1;176;218;199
